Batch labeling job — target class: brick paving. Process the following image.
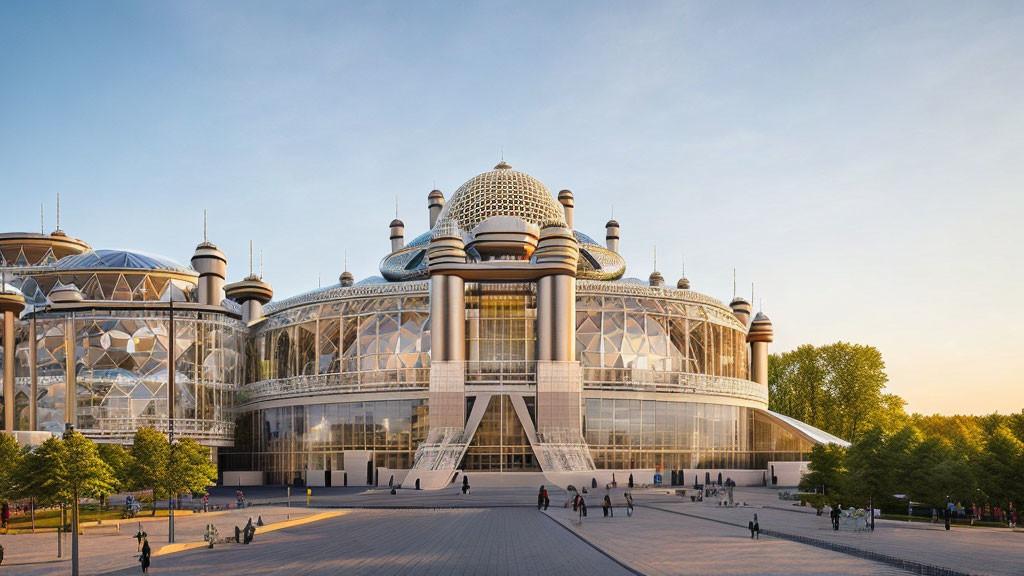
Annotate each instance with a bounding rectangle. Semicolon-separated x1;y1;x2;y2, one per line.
4;486;1021;575
543;504;909;576
635;487;1024;576
98;508;632;576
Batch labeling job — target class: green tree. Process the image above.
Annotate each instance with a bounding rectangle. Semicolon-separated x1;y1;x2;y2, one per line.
16;436;71;507
976;426;1024;508
769;342;905;442
96;443;133;503
127;428;169;514
166;437;216;499
0;432;23;502
800;443;846;495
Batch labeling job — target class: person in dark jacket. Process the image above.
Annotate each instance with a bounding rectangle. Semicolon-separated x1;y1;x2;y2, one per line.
462;475;470;495
603;494;613;517
139;539;151;574
538;486;546;510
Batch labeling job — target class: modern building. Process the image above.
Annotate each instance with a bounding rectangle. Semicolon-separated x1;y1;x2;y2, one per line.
0;162;846;489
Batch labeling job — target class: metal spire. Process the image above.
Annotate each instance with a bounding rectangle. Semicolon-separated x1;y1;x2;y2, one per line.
653;245;658;270
55;192;61;232
344;250;348;272
259;250;264;280
40;203;44;234
681;254;686;276
249;240;253;276
733;268;736;299
203;209;207;243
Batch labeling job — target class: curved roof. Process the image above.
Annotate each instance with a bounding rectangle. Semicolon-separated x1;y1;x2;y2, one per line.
55;249;195;274
434;162;567;234
765;410;851;447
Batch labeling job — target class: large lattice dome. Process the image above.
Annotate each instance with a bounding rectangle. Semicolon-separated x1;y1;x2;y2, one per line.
433;161;568;234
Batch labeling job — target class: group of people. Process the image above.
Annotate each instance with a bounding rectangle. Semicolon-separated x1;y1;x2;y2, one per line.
134;529;151;574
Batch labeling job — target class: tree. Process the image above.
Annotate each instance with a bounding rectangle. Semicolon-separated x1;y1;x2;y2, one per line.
166;438;216;499
800;443;846;495
769;342;905;442
16;436;71;508
0;432;23;502
96;443;133;504
128;428;169;514
977;426;1024;508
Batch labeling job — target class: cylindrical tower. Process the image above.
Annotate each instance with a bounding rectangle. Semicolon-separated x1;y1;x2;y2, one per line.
426;230;467;361
730;297;752;327
0;285;26;432
225;275;273;325
747;312;774;386
428;189;445;229
390;219;405;252
534;223;579;361
191;242;227;306
558;189;574;231
605;219;620;253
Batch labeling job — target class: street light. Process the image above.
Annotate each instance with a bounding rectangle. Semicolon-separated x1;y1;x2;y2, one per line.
167;297;175;543
64;423;80;576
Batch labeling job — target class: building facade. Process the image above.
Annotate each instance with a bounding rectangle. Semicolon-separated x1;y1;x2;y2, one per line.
1;162;846;488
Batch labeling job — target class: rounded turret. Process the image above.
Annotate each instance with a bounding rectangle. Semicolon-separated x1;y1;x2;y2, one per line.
339;270;354;287
676;276;691;290
747;311;774;343
729;297;752;327
390;218;405;252
428;189;445;229
49;283;84;304
605;219;620;253
225;274;273;324
558;189;574;230
649;270;665;287
191;242;227;306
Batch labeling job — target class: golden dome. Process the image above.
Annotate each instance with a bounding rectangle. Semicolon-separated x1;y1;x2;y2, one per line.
433;162;567;234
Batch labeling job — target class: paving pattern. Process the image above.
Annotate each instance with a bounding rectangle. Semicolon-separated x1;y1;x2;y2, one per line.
5;486;1021;575
99;508;632;576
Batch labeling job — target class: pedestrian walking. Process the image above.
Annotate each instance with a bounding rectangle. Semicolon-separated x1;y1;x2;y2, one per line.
543;488;550;510
462;475;470;495
749;513;760;539
1;502;9;529
538;486;546;510
625;490;634;517
135;526;147;551
603;494;613;517
139;539;151;574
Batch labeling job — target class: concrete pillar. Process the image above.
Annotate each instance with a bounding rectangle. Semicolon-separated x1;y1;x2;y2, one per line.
29;316;37;430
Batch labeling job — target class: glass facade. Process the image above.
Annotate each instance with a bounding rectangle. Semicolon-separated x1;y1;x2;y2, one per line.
584;399;814;471
576;293;748;381
242;399;429;485
12;308;244;443
462;395;539;472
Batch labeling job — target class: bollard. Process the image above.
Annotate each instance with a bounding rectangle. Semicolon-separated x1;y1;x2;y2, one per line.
306;488;311;506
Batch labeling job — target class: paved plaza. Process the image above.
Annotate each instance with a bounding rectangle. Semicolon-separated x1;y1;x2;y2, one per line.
2;486;1021;575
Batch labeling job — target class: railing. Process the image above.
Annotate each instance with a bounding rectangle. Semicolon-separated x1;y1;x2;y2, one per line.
84;417;235;445
464;360;535;386
581;368;768;405
236;369;430;406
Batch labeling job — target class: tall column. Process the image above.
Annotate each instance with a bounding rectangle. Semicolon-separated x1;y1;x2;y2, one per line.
426;232;468;430
747;312;774;386
191;242;228;306
533;224;581;438
1;290;25;432
64;315;76;426
29;316;37;430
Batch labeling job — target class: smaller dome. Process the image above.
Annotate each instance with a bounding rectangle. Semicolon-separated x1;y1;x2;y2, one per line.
494;160;512;170
390;219;405;228
558;189;574;200
55;249;193;274
606;219;620;228
428;189;444;199
649;270;665;287
339;270;354;287
676;276;690;290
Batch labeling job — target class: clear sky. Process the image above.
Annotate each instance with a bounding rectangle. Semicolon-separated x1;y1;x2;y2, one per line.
1;1;1021;415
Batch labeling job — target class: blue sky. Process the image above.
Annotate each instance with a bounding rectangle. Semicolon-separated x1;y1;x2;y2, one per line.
1;1;1021;414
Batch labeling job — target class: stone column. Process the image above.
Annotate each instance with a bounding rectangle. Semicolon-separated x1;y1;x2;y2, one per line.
1;290;25;432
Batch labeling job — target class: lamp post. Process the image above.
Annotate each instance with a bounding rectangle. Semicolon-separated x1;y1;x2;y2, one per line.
64;424;79;576
167;298;175;543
